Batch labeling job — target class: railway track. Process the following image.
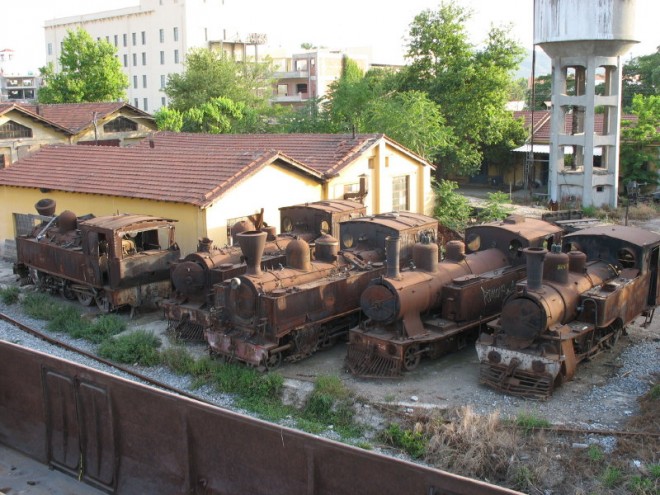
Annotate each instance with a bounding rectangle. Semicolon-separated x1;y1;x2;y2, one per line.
0;309;523;495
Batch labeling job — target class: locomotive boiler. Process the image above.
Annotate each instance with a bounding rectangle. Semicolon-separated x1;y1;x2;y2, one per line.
476;225;660;399
14;199;180;312
346;216;563;377
205;211;439;369
161;200;366;340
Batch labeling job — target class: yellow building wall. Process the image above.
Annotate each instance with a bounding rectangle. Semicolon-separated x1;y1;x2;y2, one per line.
326;142;434;216
203;163;323;247
0;112;70;164
0;187;204;257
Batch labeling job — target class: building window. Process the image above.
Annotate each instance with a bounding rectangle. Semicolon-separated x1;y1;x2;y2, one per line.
103;117;138;133
114;34;118;46
160;51;165;64
142;52;147;65
132;53;137;66
123;34;127;47
0;120;33;139
392;175;410;211
174;49;179;64
105;35;110;42
133;75;138;89
173;27;179;41
143;75;148;88
277;84;287;96
160;74;166;89
161;96;167;106
47;43;52;56
141;31;146;45
134;98;139;108
143;98;148;111
159;29;164;43
123;54;128;67
132;32;137;46
296;83;308;94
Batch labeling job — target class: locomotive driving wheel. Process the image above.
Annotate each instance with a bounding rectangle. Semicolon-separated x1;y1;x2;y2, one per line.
76;290;95;306
61;282;77;301
263;352;282;371
403;345;421;371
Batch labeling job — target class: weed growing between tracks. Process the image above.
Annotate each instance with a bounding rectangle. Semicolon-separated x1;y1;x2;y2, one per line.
0;286;19;305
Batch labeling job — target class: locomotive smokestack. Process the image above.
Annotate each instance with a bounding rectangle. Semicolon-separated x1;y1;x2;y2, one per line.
386;236;401;279
523;247;547;291
237;230;267;276
197;237;213;253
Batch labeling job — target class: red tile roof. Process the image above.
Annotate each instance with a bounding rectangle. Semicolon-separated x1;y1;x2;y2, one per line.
0;103;72;134
17;102;153;133
136;131;388;176
0;132;431;207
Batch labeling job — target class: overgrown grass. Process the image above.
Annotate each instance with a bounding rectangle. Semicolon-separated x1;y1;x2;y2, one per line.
379;423;427;459
21;292;62;320
515;411;551;433
0;286;20;305
98;330;161;366
299;375;363;438
602;466;623;488
587;445;604;462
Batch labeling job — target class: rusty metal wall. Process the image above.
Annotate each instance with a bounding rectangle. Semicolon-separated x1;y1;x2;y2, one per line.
0;340;521;495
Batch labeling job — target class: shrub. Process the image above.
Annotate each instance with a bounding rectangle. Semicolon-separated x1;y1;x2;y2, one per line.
379;423;427;459
301;376;357;434
0;286;20;305
160;346;196;375
477;191;514;222
47;306;88;336
22;292;62;320
432;179;472;232
98;330;161;366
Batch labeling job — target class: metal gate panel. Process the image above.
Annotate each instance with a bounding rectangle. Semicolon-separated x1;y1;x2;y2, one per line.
44;370;81;472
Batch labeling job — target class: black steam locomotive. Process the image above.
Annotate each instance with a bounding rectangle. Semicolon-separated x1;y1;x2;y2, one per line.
161;200;366;339
205;211;439;369
476;225;660;399
346;216;563;377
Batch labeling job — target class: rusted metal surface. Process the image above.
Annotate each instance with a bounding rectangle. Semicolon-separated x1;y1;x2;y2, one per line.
477;225;660;399
346;218;563;377
14;202;179;312
162;200;366;341
206;211;439;367
0;340;521;495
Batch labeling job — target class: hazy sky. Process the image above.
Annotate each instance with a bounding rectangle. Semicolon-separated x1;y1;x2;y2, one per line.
2;0;657;73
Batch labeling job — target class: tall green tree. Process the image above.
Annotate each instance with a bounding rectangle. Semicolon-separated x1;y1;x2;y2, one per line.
164;48;274;112
620;94;660;186
38;28;128;103
622;51;660;110
398;1;526;176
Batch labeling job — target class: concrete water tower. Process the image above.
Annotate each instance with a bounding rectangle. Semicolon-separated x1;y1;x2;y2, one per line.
534;0;638;208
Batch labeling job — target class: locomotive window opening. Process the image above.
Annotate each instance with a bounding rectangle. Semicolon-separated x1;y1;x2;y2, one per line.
319;220;330;233
508;239;523;258
617;248;635;268
342;232;354;249
564;241;581;252
466;233;480;252
282;217;293;232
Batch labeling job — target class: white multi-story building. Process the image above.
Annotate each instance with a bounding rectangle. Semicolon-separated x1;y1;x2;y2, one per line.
44;0;234;112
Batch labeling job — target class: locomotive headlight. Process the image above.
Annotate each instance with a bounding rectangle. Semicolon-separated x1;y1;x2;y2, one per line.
230;277;241;290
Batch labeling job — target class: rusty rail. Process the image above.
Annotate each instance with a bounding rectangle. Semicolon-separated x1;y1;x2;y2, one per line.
0;333;520;494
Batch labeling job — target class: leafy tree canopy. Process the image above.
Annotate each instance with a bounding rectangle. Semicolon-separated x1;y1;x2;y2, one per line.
398;1;526;176
622;51;660;110
620;94;660;186
38;28;128;103
163;48;275;114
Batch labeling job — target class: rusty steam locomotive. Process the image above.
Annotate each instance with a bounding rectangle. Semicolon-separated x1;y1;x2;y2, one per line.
205;211;439;369
345;216;563;377
476;225;660;399
161;200;366;339
14;199;180;312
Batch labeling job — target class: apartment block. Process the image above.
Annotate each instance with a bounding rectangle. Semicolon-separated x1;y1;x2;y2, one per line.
44;0;232;112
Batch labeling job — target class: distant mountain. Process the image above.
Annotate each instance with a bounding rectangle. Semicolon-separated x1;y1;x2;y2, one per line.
516;49;552;79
